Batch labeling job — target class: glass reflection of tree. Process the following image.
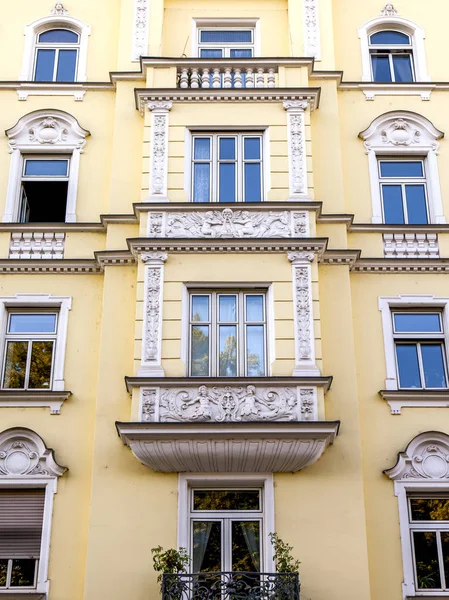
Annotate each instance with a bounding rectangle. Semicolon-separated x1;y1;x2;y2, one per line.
29;342;53;388
192;315;209;376
219;336;237;376
4;342;28;388
247;352;263;377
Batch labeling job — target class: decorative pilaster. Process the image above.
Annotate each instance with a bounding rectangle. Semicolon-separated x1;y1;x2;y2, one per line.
283;101;309;200
148;101;172;202
288;252;320;376
132;0;150;60
303;0;321;59
139;252;168;377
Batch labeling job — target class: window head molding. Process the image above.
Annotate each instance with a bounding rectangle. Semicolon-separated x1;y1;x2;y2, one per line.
385;431;449;481
19;3;91;82
4;110;90;223
359;112;445;224
358;6;429;82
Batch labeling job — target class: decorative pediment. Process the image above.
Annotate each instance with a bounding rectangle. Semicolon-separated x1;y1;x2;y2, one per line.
380;3;398;16
359;111;444;152
385;431;449;480
0;428;67;477
50;2;69;15
6;110;90;152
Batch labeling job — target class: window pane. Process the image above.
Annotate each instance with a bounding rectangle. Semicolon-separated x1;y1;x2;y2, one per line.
370;31;410;45
380;161;423;178
394;313;441;333
219;138;236;160
405;185;428;224
413;531;442;590
193;164;210;203
56;49;77;82
411;498;449;521
422;344;447;388
34;49;55;81
371;55;392;82
230;49;253;58
194;138;211;160
244;164;261;203
3;341;28;389
393;54;414;82
219;325;237;376
192;521;222;573
200;49;223;58
246;296;264;322
28;341;53;389
200;30;252;43
219;296;237;322
441;532;449;590
232;521;260;572
396;344;421;388
246;325;265;376
24;160;68;177
219;164;236;202
9;313;57;333
10;559;36;587
382;185;405;224
244;138;261;160
0;560;6;587
38;29;79;43
191;325;210;376
193;490;260;511
192;296;210;322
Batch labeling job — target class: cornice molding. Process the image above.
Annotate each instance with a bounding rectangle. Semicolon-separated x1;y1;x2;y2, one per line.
134;201;323;214
349;223;449;233
0;259;100;274
0;391;71;414
352;259;449;273
320;250;360;266
95;251;136;268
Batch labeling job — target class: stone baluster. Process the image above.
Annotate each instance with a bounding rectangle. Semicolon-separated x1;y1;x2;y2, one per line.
212;68;221;88
223;67;232;88
267;68;276;87
234;68;242;88
255;68;265;87
245;68;255;87
428;233;439;257
179;68;189;88
190;68;200;88
201;68;210;88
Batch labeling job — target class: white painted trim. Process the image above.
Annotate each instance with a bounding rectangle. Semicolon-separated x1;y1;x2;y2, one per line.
132;0;150;61
303;0;321;60
20;14;91;82
283;102;309;199
147;102;172;202
358;15;429;83
378;294;449;391
267;284;275;376
18;88;86;101
178;473;275;571
191;18;261;58
0;294;72;392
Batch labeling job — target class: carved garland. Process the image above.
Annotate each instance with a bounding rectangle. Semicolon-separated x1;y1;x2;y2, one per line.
303;0;321;59
132;0;150;60
293;266;313;360
284;102;308;197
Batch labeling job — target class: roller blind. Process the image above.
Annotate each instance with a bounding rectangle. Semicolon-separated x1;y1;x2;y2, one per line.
0;490;45;558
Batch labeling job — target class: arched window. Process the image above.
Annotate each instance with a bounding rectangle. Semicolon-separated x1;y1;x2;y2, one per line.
34;28;80;82
369;30;414;82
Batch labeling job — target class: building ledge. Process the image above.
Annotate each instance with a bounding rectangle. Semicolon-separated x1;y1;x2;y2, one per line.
0;593;46;599
115;420;340;473
0;390;71;414
380;389;449;415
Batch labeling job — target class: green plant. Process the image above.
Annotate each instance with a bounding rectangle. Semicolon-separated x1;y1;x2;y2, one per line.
151;545;190;583
269;532;301;573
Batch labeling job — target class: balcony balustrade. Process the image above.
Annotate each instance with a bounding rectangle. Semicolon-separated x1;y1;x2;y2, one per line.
178;62;277;89
161;571;300;600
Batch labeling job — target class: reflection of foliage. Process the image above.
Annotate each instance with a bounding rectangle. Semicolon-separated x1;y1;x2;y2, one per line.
191;326;209;376
4;341;28;388
219;336;237;376
247;352;263;376
269;533;301;573
4;341;53;389
9;559;36;587
412;498;449;521
194;490;259;511
414;531;441;589
28;342;53;388
232;522;260;572
193;522;221;573
0;560;6;586
417;572;438;589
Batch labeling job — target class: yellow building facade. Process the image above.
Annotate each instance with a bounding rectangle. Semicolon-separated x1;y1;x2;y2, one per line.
0;1;448;599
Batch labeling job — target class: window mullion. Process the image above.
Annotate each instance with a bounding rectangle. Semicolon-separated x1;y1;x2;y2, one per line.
401;184;409;224
211;293;217;376
436;531;446;590
389;53;395;82
238;136;243;203
416;342;425;389
6;558;12;589
212;136;218;203
53;48;59;82
239;292;245;376
24;339;33;389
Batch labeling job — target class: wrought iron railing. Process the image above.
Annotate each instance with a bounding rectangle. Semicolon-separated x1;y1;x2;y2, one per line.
161;571;300;600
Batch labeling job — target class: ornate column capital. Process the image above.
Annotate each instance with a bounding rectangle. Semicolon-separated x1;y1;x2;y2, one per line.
283;100;309;112
287;251;315;264
141;251;168;265
147;101;173;113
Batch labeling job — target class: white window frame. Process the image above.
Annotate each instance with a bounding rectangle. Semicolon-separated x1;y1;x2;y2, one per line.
20;14;90;82
178;474;275;572
359;112;445;225
4;110;90;223
197;28;254;58
0;295;71;394
192;19;261;58
368;30;415;83
185;129;269;203
379;295;449;392
358;15;429;82
33;28;80;83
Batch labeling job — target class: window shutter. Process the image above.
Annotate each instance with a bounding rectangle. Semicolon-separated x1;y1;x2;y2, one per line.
0;490;45;558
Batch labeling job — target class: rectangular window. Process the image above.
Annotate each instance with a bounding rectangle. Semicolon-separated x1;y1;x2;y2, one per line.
19;157;70;223
198;29;254;58
379;159;429;224
2;311;58;390
189;291;267;377
0;490;45;589
408;495;449;591
192;134;263;203
392;311;447;389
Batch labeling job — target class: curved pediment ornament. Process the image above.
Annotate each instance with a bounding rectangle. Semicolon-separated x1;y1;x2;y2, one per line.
6;109;90;152
385;431;449;481
359;111;444;153
0;428;67;477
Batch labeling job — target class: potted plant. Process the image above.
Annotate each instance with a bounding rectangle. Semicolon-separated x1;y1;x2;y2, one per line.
152;545;190;600
269;533;301;600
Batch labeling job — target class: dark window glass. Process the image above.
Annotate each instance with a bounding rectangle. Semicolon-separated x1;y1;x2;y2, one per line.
442;532;449;589
244;163;261;202
200;49;223;58
191;325;210;376
413;531;442;590
20;181;68;223
10;560;36;588
219;164;236;202
230;49;253;58
200;31;252;43
34;49;55;81
411;498;449;521
405;185;428;224
232;521;260;572
0;560;6;587
393;54;414;82
38;29;79;43
56;49;77;82
422;344;447;388
244;138;261;160
3;341;28;389
192;521;222;573
394;313;441;333
370;30;410;45
396;344;421;388
371;55;392;82
382;185;405;223
380;161;423;178
219;138;236;160
28;341;53;389
193;490;260;511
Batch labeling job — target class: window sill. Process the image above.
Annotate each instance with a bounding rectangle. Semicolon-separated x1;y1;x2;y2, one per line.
339;82;434;101
380;389;449;414
0;390;71;414
0;593;46;599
